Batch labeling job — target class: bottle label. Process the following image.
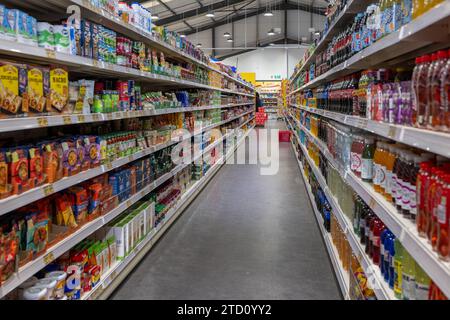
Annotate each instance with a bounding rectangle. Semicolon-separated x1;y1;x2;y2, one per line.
437;198;447;224
410;185;417;213
396;178;403;204
402;273;416;300
415;283;430;300
351;152;362;172
362;158;373;180
375;165;386;188
373;163;381;185
416;179;422;207
391;173;398;197
394;260;403;297
386;171;393;195
360;219;366;231
380;244;385;256
402;182;411;210
373;235;380;247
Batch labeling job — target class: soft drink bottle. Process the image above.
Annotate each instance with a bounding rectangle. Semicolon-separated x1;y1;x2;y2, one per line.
417;161;433;236
373;219;385;265
429;169;445;249
437;174;450;260
442;49;450;131
429;50;448;130
393;239;404;299
412;55;431;127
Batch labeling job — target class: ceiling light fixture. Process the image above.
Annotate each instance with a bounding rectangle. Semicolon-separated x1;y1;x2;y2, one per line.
264;11;273;17
180;34;186;38
267;29;275;36
205;11;215;17
196;43;202;48
269;43;275;46
227;38;233;43
152;14;159;20
223;32;231;38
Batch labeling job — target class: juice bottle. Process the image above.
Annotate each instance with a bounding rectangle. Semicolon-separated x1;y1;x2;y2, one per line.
380;228;390;275
394;151;407;212
417;161;433;237
425;0;444;12
429;50;448;130
375;142;388;195
437;174;450;260
429;169;445;249
412;55;431;127
426;167;440;241
401;152;414;219
365;211;375;255
408;155;422;222
442;49;450;132
414;261;431;300
361;137;376;183
384;144;397;202
360;202;368;245
372;219;385;265
425;53;438;128
373;142;383;193
412;0;426;19
388;234;396;289
402;249;416;300
393;239;404;299
351;134;364;177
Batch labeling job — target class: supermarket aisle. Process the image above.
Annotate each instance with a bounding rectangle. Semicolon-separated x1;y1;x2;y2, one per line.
111;120;341;300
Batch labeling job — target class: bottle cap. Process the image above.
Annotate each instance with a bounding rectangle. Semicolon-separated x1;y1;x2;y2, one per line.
422;55;431;63
415;57;421;64
431;53;438;62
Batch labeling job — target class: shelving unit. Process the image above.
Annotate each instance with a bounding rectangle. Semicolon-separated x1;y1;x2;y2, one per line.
287;108;450;299
0;0;257;301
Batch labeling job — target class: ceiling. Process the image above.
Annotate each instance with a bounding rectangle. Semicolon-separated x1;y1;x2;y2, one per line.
130;0;330;59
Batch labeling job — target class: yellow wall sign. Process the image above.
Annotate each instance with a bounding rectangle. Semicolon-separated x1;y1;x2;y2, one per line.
239;72;256;85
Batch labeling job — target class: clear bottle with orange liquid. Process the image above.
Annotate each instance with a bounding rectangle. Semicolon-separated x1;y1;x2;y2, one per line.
384;144;398;202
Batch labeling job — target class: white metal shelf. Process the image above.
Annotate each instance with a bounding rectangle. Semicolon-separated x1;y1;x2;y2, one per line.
295;104;450;159
0;120;254;299
5;0;254;91
0;110;254;216
290;2;450;93
289;138;350;299
291;111;450;299
0;39;254;97
81;125;255;300
0;103;254;133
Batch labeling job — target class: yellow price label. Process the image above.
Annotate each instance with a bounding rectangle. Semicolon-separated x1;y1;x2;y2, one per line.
43;252;55;265
62;116;72;125
105;163;113;171
37;117;49;127
369;198;377;210
43;184;54;196
92;59;99;68
387;126;397;138
128;155;134;162
45;49;56;59
126;200;132;207
92;113;100;121
106;113;113;120
77;115;86;123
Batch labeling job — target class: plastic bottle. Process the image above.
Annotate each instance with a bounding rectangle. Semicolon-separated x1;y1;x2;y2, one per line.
394;151;406;212
388;234;396;289
402;250;416;300
412;55;431;127
380;228;390;275
414;261;431;300
374;142;388;195
362;137;376;183
437;174;450;260
428;51;448;129
373;219;385;265
401;152;414;219
384;144;397;202
442;49;450;132
412;0;426;19
428;169;444;249
393;239;404;299
417;161;433;237
408;155;423;222
425;0;444;12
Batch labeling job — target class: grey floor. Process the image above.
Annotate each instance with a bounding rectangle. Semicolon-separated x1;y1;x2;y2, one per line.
111;120;342;300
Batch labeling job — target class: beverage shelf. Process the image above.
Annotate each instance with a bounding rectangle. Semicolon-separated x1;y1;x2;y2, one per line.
287;113;395;300
0;103;254;133
294;104;450;158
81;126;255;300
289;2;450;93
0;119;254;299
289;0;374;83
7;0;253;91
289;110;450;299
0;110;254;217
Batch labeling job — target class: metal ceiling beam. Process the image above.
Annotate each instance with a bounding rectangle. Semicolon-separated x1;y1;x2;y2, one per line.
183;1;325;35
155;0;250;26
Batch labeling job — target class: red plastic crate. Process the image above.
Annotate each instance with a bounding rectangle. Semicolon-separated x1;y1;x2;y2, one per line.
279;130;291;142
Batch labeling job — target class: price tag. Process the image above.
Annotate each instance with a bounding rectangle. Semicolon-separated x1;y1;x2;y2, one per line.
92;59;99;68
45;49;56;59
37;117;48;127
369;198;377;210
110;271;117;281
92;113;100;121
43;184;54;196
105;163;113;171
63;116;72;125
43;252;55;265
106;113;113;121
126;200;132;207
128;155;134;162
387;126;397;138
77;115;86;123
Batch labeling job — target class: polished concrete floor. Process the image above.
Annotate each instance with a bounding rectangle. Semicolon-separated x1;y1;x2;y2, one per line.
111;120;342;300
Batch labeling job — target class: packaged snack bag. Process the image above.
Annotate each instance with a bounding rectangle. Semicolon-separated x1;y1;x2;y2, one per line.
27;65;50;114
29;146;46;187
25;211;49;256
0;228;19;283
60;139;80;176
67;186;88;225
55;194;77;228
7;147;32;194
0;61;28;116
49;67;69;113
39;141;63;183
